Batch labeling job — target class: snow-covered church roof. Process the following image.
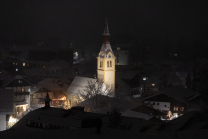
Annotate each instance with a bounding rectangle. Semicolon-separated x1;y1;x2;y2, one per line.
99;19;115;58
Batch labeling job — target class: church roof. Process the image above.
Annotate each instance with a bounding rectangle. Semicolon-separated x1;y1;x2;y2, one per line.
99;43;115;58
99;19;115;58
66;76;96;95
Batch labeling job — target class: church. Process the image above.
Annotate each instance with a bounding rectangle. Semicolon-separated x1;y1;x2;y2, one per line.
66;20;116;107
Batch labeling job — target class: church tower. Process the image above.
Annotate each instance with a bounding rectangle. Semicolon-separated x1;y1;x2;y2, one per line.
97;19;116;96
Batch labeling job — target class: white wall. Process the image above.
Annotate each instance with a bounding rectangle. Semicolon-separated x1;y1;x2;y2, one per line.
0;114;6;131
144;101;170;111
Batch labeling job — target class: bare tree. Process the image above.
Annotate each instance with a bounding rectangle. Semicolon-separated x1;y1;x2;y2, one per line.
74;79;115;111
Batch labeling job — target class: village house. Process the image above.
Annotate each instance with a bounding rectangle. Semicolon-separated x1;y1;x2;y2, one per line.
141;86;200;119
0;71;33;119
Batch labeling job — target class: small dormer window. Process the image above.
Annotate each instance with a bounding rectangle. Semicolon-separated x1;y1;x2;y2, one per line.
108;54;111;58
18;80;22;83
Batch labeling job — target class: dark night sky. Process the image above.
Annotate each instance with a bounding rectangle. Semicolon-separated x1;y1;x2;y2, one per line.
0;0;207;47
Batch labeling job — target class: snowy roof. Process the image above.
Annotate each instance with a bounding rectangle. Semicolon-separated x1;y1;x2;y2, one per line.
142;86;198;103
164;86;197;102
78;95;138;113
37;78;69;92
156;111;197;132
99;43;115;58
0;71;33;88
66;76;96;95
0;89;14;114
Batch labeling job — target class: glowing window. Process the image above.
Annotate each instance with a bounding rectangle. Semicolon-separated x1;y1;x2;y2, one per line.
174;54;177;57
110;61;112;67
141;88;142;90
174;106;178;111
107;61;109;67
180;107;184;111
117;47;120;50
152;84;155;87
16;63;18;66
100;61;102;67
23;63;25;66
18;80;22;83
16;68;18;71
22;88;25;92
118;63;119;65
13;63;15;65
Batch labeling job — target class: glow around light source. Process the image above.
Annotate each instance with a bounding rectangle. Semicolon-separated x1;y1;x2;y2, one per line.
143;77;146;81
23;63;25;66
16;68;18;71
8;116;17;129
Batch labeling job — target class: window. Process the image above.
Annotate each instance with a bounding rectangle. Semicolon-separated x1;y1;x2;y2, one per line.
23;63;25;66
18;80;22;83
147;102;150;105
180;107;184;111
108;54;111;58
13;63;15;65
16;68;18;71
27;64;29;66
100;61;103;68
174;54;177;57
152;84;155;87
107;61;109;67
174;106;178;111
141;88;142;90
117;47;120;50
157;102;159;105
16;63;18;66
164;105;167;107
153;102;155;105
110;61;112;67
22;88;25;92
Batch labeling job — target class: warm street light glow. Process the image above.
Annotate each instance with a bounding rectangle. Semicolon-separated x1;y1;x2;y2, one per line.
8;116;17;129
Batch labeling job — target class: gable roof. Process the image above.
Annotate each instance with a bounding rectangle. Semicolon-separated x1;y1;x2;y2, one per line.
0;71;33;88
66;76;96;95
37;78;69;92
142;86;199;103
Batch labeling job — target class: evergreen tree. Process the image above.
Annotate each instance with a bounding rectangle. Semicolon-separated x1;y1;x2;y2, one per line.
186;71;192;89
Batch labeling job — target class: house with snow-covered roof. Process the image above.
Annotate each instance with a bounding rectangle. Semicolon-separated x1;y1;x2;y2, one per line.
0;71;33;119
141;86;200;119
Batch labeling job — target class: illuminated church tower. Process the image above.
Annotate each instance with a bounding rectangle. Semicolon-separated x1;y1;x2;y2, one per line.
97;19;116;96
